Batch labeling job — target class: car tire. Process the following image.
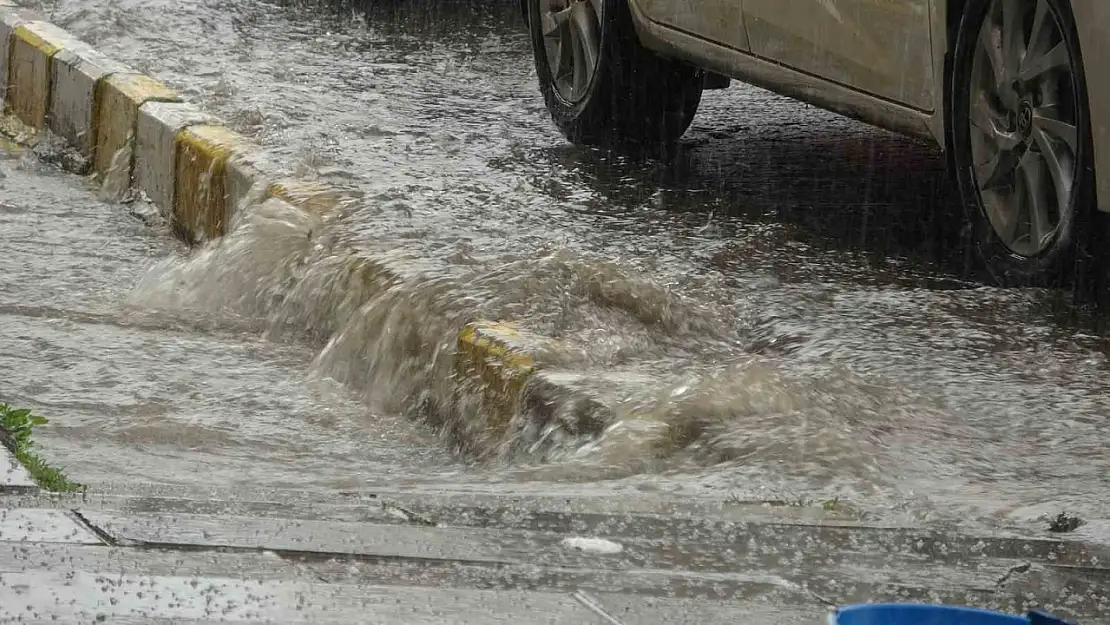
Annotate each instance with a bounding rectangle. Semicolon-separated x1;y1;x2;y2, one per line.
527;0;704;147
948;0;1096;287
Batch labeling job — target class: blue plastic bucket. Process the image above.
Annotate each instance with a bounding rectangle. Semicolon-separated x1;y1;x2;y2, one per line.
829;604;1075;625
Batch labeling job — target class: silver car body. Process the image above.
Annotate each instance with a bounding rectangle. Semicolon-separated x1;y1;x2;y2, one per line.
619;0;1110;213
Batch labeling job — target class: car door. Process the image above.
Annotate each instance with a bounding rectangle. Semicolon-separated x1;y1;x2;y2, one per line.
741;0;936;111
636;0;751;52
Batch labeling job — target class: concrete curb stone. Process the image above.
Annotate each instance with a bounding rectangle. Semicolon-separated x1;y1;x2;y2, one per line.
134;100;218;215
93;72;180;178
0;1;41;108
51;44;133;161
173;123;251;242
6;21;68;127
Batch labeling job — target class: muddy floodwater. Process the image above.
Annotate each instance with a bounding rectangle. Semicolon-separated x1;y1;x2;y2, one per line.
6;0;1110;534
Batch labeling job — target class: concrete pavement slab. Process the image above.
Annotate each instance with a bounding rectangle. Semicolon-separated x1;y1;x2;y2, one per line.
0;569;605;624
0;508;100;543
0;540;834;624
53;486;1110;569
67;507;1106;614
1;502;1107;623
1;446;35;492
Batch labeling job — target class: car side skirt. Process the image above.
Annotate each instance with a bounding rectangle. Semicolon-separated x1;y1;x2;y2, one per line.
625;0;938;144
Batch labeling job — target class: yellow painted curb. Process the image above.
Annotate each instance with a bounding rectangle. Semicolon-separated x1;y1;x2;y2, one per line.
174;124;248;242
268;179;347;217
93;73;180;177
6;23;63;128
456;322;539;439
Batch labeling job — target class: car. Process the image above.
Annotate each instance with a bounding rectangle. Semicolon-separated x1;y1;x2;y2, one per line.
520;0;1110;286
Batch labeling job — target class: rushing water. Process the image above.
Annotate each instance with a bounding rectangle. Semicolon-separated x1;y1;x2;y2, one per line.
11;0;1110;532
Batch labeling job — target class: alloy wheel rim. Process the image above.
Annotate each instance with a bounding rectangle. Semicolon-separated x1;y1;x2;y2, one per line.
540;0;604;104
969;0;1080;258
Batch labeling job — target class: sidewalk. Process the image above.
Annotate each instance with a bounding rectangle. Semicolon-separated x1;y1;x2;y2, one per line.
0;492;809;624
4;480;1110;624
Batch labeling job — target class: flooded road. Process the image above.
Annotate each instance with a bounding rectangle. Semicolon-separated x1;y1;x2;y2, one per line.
0;145;463;491
11;0;1110;533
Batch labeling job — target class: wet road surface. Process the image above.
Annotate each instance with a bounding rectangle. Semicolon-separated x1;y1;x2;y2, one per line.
7;0;1110;535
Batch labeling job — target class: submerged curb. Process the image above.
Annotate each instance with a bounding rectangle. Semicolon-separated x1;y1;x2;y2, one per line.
0;1;608;457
